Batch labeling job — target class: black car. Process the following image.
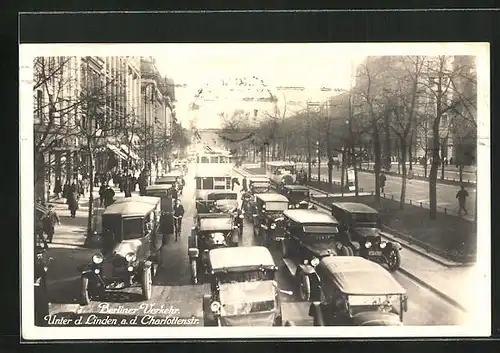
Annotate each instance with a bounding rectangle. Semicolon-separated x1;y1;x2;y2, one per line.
308;256;408;326
331;202;402;271
252;193;290;247
281;184;317;210
281;209;355;301
188;213;240;284
80;197;161;305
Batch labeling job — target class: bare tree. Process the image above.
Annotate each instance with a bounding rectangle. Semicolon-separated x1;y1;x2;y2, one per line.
421;55;474;220
35;56;129;234
383;56;425;209
353;58;389;207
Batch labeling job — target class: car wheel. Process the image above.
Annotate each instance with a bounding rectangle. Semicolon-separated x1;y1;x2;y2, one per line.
191;259;198;284
298;272;311;301
387;249;401;272
273;315;283;326
80;276;91;306
141;266;153;300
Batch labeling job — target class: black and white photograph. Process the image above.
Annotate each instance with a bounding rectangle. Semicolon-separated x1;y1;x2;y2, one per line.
20;43;490;339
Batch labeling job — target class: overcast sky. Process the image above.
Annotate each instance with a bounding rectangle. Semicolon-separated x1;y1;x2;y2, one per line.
153;44;364;90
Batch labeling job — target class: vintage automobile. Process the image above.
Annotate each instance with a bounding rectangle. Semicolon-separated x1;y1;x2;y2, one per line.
281;209;355;301
281;184;317;210
242;176;272;218
155;169;183;186
80;197;161;305
247;175;272;194
308;256;408;326
331;202;402;271
202;246;293;326
144;184;175;235
188;213;240;284
265;161;297;186
198;190;240;214
252;193;289;247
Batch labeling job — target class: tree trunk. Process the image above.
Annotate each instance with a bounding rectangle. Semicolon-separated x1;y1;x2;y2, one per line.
307;135;312;183
429;120;441;220
459;164;464;183
372;119;382;208
384;110;391;170
399;137;407;210
440;141;446;180
408;133;413;171
352;148;359;196
396;142;401;174
340;148;345;197
87;148;95;236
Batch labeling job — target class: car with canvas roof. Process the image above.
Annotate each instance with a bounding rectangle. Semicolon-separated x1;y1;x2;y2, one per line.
308;256;408;326
202;246;293;326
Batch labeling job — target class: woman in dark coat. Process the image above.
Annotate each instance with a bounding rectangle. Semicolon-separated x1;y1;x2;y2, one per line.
62;181;70;200
67;189;79;218
54;178;62;199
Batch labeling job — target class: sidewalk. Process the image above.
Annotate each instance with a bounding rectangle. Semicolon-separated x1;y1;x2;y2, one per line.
396;246;478;312
48;187;102;249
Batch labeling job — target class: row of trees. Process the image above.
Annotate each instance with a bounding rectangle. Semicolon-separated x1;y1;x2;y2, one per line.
33;56;187;234
219;55;477;220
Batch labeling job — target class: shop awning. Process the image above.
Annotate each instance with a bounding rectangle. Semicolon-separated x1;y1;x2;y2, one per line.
107;144;128;160
120;144;140;160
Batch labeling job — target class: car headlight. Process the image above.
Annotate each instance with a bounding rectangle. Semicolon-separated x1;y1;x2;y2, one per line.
270;223;276;230
295;204;300;209
303;259;309;265
92;252;103;264
125;252;137;262
365;241;372;248
311;257;320;267
380;242;387;249
210;301;221;313
239;214;244;219
288;204;293;209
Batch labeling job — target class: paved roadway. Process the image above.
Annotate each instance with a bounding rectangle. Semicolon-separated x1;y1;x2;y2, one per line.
46;164;466;326
295;162;477;218
295;161;477;183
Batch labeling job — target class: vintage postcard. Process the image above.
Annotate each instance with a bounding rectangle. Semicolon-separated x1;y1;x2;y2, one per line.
20;42;490;340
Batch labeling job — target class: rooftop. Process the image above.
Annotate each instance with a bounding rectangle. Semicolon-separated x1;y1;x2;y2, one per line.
332;202;378;214
284;209;338;224
103;197;160;217
255;193;289;203
209;246;275;271
319;256;406;295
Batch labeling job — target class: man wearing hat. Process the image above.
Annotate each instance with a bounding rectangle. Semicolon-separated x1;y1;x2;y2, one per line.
42;204;61;243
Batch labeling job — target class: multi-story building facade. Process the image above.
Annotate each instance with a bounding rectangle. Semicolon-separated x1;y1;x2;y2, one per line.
140;57;175;179
33;56;143;202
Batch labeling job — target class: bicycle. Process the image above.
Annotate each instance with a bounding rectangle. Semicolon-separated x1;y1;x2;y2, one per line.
173;215;182;242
